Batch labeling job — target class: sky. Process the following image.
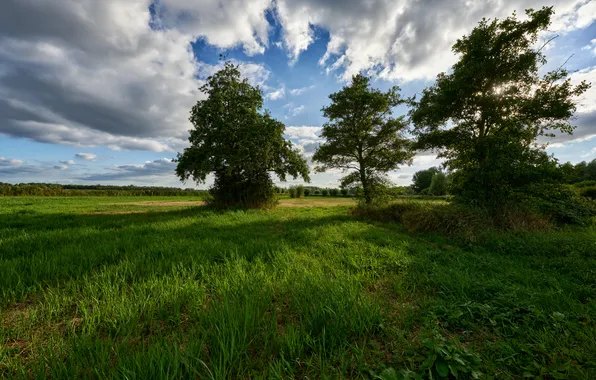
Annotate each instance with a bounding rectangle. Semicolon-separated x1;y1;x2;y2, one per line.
0;0;595;189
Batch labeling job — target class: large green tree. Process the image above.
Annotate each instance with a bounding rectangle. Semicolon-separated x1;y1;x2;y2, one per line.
411;166;441;194
175;62;310;208
313;74;413;205
410;7;589;208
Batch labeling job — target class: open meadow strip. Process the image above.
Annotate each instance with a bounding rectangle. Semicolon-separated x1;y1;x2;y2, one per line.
0;197;595;378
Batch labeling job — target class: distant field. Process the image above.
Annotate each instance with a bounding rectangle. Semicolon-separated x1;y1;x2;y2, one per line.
1;197;595;378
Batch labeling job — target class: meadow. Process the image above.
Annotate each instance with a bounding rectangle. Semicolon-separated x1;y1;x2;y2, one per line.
1;196;595;379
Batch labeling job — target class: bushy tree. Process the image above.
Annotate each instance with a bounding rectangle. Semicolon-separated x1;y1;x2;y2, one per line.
304;188;311;196
340;188;349;196
410;7;589;209
288;187;297;198
296;185;305;198
330;188;339;196
429;172;448;196
411;167;441;194
321;189;329;196
313;74;414;205
175;62;310;208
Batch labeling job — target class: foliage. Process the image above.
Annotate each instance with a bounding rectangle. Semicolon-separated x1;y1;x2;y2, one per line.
175;62;309;208
341;188;349;196
411;167;441;194
330;188;339;196
429;172;448;196
321;189;329;196
313;74;413;205
0;182;208;197
304;188;311;196
288;187;297;198
410;7;590;210
296;185;305;198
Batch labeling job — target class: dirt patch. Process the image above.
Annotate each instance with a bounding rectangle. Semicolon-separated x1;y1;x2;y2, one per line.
88;210;150;215
278;199;355;208
114;201;206;207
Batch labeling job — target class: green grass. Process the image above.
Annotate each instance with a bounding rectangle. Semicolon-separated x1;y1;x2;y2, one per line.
1;197;595;379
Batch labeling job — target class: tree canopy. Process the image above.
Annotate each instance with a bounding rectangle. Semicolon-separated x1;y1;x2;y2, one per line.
410;7;589;207
411;166;442;194
175;62;309;208
313;74;413;204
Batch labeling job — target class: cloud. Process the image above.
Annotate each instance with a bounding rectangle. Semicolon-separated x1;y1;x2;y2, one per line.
266;85;286;100
54;165;68;170
0;0;202;151
0;157;23;167
276;0;593;81
289;85;315;96
60;160;76;165
581;39;596;55
284;103;305;118
196;60;271;88
284;126;322;140
79;158;177;181
76;153;97;161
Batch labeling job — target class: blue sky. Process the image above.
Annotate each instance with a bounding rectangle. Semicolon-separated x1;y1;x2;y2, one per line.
0;0;595;188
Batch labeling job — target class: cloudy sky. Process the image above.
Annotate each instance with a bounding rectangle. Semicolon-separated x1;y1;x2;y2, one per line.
0;0;595;188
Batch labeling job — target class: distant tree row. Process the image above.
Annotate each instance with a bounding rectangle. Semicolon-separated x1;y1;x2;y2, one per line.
0;183;208;197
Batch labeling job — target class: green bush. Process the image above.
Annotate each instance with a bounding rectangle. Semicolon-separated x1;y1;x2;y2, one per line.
314;190;321;196
304;188;311;196
340;188;349;196
296;185;305;198
321;189;329;196
330;188;339;196
288;187;297;198
579;186;596;199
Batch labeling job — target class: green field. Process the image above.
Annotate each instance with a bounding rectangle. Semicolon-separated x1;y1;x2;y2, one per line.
1;197;595;379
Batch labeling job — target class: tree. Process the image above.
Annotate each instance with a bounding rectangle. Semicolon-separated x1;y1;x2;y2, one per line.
411;167;441;194
429;172;448;196
410;7;589;208
175;62;310;208
304;188;311;196
313;74;414;205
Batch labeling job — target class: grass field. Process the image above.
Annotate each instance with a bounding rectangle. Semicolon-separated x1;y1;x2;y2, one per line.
1;196;595;379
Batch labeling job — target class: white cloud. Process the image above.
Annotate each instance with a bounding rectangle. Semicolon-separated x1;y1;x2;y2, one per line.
80;158;177;181
54;165;68;170
284;103;305;118
196;59;271;88
59;160;76;165
284;126;322;140
289;85;315;96
581;38;596;55
75;153;97;161
0;157;23;167
266;85;286;100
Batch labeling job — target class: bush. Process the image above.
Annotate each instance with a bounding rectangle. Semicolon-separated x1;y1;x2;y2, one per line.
314;190;321;196
330;188;339;196
429;172;448;196
579;186;596;199
304;188;311;196
352;201;552;241
296;185;305;198
340;188;349;196
288;187;297;198
321;189;329;196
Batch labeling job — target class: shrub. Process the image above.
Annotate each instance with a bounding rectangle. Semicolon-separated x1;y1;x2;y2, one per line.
296;185;305;198
304;188;311;196
314;190;321;196
429;172;448;196
321;189;329;196
579;186;596;199
340;188;349;196
288;187;297;198
330;188;339;196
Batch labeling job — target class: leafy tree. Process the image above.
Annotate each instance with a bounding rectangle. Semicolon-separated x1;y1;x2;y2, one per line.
175;62;310;208
313;74;414;205
330;188;339;196
410;7;589;208
429;172;448;196
296;185;305;198
321;189;329;196
304;188;311;196
411;167;441;194
340;188;349;196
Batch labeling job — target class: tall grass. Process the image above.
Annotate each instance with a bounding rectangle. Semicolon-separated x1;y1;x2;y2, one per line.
1;197;595;378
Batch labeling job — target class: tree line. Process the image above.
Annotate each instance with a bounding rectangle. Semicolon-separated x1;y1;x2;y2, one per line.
0;183;208;197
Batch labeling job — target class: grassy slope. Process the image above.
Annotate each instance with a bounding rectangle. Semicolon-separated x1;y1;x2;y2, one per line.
0;197;595;379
